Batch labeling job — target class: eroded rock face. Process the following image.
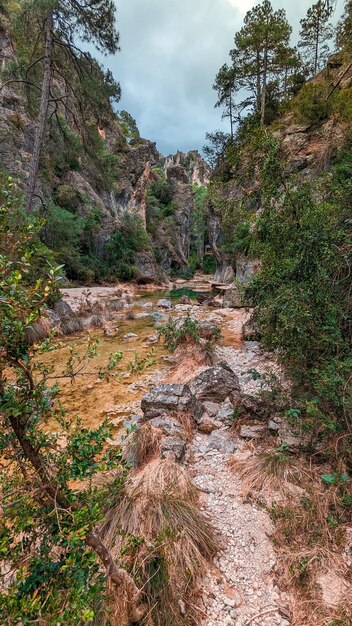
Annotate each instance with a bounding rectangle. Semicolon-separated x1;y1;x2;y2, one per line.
134;251;167;285
141;384;203;421
190;363;240;403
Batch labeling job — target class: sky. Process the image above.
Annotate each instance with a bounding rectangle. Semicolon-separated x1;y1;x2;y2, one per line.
96;0;343;156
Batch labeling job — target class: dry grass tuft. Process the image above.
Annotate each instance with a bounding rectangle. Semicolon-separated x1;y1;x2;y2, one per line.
100;458;218;625
229;448;314;497
166;344;209;384
125;423;163;467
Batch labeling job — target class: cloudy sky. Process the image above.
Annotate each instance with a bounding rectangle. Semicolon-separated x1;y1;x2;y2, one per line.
98;0;343;156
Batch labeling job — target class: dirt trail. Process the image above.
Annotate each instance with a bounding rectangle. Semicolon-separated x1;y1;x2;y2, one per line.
190;433;291;626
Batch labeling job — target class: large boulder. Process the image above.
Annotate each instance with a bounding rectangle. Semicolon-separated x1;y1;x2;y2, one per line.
134;251;167;285
190;363;240;403
53;299;74;320
141;384;203;421
223;284;243;308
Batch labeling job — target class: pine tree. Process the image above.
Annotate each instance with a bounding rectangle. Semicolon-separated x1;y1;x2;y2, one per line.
336;0;352;51
298;1;334;77
230;0;292;125
1;0;120;211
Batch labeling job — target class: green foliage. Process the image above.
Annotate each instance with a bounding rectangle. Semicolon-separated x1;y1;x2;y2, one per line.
159;314;220;352
298;0;333;76
0;179;132;624
245;135;352;435
103;213;150;281
295;81;329;123
127;349;156;373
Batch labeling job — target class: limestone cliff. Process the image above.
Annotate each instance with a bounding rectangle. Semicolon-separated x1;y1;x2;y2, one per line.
207;54;352;294
163;150;211;186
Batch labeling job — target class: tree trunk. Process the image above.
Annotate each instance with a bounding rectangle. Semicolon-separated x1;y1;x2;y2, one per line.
256;50;261;113
229;92;234;140
25;9;54;212
260;44;268;125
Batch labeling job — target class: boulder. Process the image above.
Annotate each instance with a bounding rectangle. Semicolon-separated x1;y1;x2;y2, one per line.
53;299;74;320
203;401;221;417
223;283;244;308
207;430;237;454
157;299;172;309
190;363;240;403
179;295;192;304
160;436;186;462
148;416;183;436
134;251;167;285
144;334;158;344
217;402;235;424
123;333;139;341
141;384;203;421
230;392;269;419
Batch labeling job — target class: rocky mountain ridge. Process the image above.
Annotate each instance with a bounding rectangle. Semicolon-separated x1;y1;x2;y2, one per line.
0;18;210;284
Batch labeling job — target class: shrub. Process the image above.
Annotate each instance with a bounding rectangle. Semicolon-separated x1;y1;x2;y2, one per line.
295;82;330;124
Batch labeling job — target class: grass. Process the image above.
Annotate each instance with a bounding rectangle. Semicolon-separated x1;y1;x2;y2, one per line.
124;422;163;467
229;446;351;626
229;447;314;497
100;458;218;626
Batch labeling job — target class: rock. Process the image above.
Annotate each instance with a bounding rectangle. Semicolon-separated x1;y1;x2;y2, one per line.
157;299;172;309
141;384;203;421
190;363;240;403
134;312;150;319
160;436;186;462
53;299;74;320
243;316;260;341
268;416;283;432
148;416;182;436
44;309;61;328
108;298;126;311
141;301;153;308
123;333;139;341
207;430;237;454
230;393;269;419
198;413;219;434
196;293;208;304
144;334;158;344
217;402;235;424
278;422;310;450
123;415;142;430
134;251;167;285
150;312;169;324
239;423;266;439
179;295;192;304
223;283;244;308
203;401;221;417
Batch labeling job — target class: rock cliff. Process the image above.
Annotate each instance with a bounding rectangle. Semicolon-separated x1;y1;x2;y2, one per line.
0;19;210;284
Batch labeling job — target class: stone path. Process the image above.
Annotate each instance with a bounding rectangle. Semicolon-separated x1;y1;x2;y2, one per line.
190;433;291;626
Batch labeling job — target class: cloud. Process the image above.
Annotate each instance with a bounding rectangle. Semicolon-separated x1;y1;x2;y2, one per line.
93;0;343;155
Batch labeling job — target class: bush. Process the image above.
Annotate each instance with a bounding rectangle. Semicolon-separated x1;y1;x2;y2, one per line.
295;82;330;124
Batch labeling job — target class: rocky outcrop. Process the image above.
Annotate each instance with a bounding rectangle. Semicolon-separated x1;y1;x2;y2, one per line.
163;150;211;186
141;384;204;421
190;363;240;403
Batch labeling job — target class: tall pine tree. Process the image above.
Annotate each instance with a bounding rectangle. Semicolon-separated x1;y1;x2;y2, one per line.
298;1;333;77
2;0;120;211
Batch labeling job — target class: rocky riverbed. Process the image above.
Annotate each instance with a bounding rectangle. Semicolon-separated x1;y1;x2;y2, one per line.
41;278;351;625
